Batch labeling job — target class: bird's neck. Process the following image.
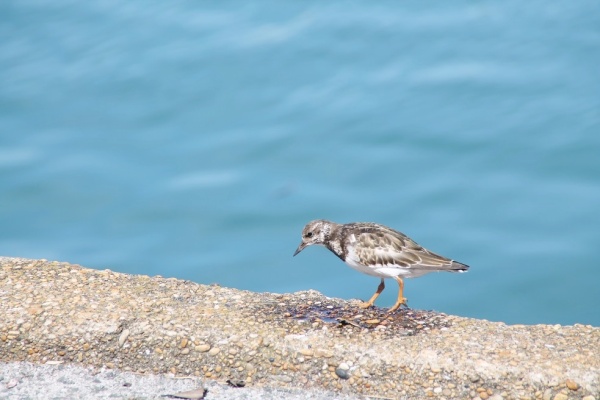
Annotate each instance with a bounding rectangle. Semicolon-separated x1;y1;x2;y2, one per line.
324;223;345;261
325;240;345;261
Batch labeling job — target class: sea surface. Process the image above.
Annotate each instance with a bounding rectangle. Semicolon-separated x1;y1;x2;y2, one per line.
2;0;599;326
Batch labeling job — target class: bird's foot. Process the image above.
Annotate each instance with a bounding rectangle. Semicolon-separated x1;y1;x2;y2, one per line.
387;298;408;313
358;301;374;309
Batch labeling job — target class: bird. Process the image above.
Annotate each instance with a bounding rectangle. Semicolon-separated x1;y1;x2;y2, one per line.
293;220;469;312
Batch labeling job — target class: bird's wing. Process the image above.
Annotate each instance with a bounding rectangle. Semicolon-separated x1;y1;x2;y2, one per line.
350;224;458;271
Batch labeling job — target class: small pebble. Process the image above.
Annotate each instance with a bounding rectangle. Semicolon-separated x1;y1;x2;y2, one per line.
207;347;220;356
6;379;18;389
298;349;313;356
272;375;292;383
314;349;333;358
335;367;350;380
565;379;579;391
118;329;130;347
195;344;211;353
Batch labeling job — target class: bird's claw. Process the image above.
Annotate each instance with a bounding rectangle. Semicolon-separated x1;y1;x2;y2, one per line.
358;301;374;309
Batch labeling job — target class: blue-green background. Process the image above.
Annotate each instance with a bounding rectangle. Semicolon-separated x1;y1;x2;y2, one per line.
2;1;599;325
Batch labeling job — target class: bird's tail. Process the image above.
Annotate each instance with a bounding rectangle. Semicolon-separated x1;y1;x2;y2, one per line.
450;260;469;272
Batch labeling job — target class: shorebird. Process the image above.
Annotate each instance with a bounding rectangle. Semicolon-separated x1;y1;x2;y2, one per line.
293;220;469;312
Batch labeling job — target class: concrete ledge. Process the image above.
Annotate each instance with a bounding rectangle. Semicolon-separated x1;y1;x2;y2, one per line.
1;257;598;400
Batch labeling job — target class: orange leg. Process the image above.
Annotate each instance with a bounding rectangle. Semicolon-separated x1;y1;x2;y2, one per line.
359;279;385;309
387;276;407;312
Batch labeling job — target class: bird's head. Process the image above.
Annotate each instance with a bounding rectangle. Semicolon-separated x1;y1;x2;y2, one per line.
293;219;332;256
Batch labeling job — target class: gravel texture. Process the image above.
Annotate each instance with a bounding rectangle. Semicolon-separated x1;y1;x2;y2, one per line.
1;257;598;400
0;361;356;399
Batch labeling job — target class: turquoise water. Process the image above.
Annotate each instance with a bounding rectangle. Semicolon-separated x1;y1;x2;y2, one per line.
1;1;599;326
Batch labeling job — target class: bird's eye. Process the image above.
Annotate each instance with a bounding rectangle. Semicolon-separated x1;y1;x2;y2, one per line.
306;232;313;238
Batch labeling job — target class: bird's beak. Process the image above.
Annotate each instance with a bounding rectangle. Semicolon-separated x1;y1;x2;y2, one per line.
293;242;307;257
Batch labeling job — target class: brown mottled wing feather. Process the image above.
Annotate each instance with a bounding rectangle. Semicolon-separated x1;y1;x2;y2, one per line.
346;223;466;271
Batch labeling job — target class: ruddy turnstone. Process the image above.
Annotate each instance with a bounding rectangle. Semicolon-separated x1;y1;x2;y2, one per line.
293;220;469;312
